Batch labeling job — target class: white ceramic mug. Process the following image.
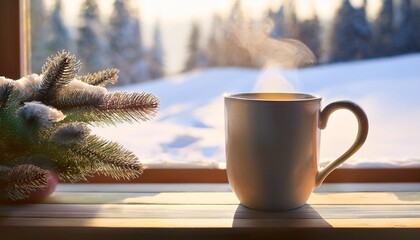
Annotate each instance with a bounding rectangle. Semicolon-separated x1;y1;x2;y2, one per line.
225;93;368;210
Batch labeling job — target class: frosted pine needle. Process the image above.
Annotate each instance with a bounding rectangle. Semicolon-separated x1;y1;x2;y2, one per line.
53;90;104;110
64;79;107;95
39;51;81;99
18;102;65;128
100;92;159;122
0;82;13;109
79;68;119;86
50;123;91;144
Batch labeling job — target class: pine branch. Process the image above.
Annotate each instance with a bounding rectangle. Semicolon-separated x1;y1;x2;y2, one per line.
52;89;103;110
35;134;142;182
0;165;11;178
101;92;159;122
0;82;14;109
55;156;93;182
0;164;50;201
17;102;65;129
0;51;158;191
11;74;44;103
69;135;143;180
79;68;119;86
30;143;94;183
39;51;81;100
0;101;43;155
63;92;159;125
58;168;90;182
50;122;91;144
0;82;38;113
35;145;93;182
97;158;143;180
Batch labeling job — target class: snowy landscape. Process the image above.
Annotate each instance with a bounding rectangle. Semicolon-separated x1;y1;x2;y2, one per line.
93;53;420;169
29;0;420;168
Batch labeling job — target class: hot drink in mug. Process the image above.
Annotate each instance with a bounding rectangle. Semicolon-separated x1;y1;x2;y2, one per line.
224;93;368;210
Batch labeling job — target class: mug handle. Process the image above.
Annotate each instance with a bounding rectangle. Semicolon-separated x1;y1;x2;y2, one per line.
315;101;369;187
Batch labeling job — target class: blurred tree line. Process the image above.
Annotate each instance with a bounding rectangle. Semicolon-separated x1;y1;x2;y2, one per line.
31;0;420;86
185;0;420;70
30;0;164;85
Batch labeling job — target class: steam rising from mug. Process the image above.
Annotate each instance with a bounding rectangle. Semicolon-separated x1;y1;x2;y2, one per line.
227;19;316;68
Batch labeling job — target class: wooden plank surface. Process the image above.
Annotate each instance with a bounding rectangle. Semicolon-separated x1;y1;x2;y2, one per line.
1;204;420;219
80;168;420;183
55;183;420;193
1;217;420;228
41;191;420;205
1;184;420;239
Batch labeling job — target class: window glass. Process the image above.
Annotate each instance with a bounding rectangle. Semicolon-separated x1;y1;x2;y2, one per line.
29;0;420;168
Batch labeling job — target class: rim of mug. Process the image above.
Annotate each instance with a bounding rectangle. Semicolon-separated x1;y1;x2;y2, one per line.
224;92;322;102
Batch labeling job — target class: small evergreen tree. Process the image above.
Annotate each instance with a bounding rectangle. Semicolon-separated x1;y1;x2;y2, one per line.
371;0;395;57
30;0;50;73
282;1;299;39
268;4;285;39
77;0;109;74
352;1;371;59
148;21;165;79
183;22;203;72
108;0;148;85
219;0;255;68
0;51;159;201
328;0;371;62
267;1;298;40
225;0;245;32
206;14;224;67
393;0;418;54
412;3;420;52
47;0;73;54
297;14;321;63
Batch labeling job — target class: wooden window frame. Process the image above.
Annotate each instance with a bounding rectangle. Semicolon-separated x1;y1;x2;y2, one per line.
1;0;419;184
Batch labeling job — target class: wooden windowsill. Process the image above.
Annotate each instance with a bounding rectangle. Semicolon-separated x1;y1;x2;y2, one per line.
1;183;420;240
83;168;420;183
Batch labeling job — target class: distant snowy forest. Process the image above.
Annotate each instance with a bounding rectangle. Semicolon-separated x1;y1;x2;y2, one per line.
30;0;420;85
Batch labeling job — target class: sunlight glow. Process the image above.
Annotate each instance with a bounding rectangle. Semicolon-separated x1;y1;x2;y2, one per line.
44;0;380;73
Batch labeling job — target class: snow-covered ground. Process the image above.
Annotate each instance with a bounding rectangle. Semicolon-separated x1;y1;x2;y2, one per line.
93;54;420;168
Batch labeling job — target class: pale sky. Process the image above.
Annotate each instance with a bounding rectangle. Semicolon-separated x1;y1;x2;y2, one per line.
44;0;380;74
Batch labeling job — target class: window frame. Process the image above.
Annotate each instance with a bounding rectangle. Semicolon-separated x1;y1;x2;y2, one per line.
0;0;22;80
1;0;419;184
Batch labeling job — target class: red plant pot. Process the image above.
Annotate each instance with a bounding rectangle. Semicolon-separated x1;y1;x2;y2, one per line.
1;171;59;204
25;171;59;203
